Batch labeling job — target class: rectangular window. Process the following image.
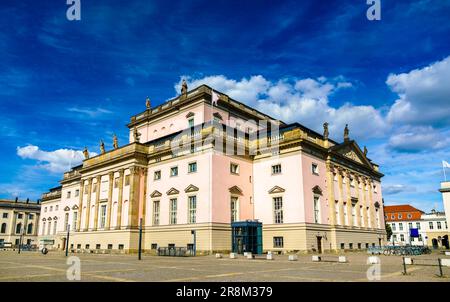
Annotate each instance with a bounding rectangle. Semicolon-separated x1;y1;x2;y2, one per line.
408;222;413;229
392;223;396;231
340;243;345;250
84;184;89;194
49;206;53;212
343;204;348;225
154;170;161;180
400;234;405;242
29;214;33;219
399;223;403;231
55;205;59;211
313;196;320;224
231;197;238;223
75;189;79;197
124;175;130;186
273;197;283;224
188;196;197;224
188;162;197;173
311;163;319;175
349;243;353;250
67;191;71;198
101;180;108;192
72;212;78;231
271;164;282;175
86;244;90;249
352;204;356;226
151;243;158;250
118;244;124;250
108;244;113;250
437;222;442;229
360;206;364;227
335;201;340;225
64;213;69;231
273;237;284;248
358;243;362;249
100;205;107;228
393;234;397;241
188;118;194;128
429;222;434;230
416;222;421;230
93;183;97;192
153;201;160;225
170;199;177;224
96;244;101;250
47;222;51;235
114;177;120;188
419;234;423;241
2;213;7;218
230;163;239;174
170;166;178;177
53;221;57;235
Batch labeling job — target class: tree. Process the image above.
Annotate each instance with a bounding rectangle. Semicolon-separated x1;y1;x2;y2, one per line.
385;223;392;241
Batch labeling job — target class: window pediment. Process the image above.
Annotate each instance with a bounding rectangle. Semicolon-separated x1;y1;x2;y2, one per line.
72;205;79;210
185;184;199;193
312;185;323;196
213;112;223;120
166;188;180;195
268;186;285;194
150;190;162;198
64;206;70;211
186;112;195;118
229;186;243;195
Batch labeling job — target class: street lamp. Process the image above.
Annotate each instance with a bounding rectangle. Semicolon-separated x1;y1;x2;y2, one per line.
65;224;70;257
191;230;196;256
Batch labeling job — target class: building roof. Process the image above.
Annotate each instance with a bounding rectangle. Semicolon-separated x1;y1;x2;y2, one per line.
0;199;41;211
384;205;424;214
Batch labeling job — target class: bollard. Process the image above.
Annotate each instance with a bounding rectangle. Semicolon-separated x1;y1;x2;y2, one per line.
246;252;253;259
438;258;443;278
368;256;379;264
402;257;408;275
215;253;223;259
266;254;274;260
445;251;450;256
243;252;248;257
229;253;237;259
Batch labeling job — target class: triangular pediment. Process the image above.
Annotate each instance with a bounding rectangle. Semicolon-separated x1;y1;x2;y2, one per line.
53;216;58;220
268;186;285;194
72;205;79;210
166;188;180;195
64;206;70;211
184;184;199;193
312;185;323;195
330;141;373;168
47;217;52;221
150;190;162;198
229;186;243;195
213;112;223;120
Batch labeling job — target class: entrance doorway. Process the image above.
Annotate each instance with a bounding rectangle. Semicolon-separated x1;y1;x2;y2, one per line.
61;238;66;251
432;238;438;249
316;236;322;253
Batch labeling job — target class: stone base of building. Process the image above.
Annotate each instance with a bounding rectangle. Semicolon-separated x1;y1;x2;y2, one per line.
39;222;386;254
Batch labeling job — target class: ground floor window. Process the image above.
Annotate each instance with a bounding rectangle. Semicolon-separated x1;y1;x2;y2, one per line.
358;243;361;249
349;243;353;250
340;243;345;249
77;244;81;249
118;244;124;250
107;244;113;249
85;244;90;249
273;237;284;248
151;243;157;250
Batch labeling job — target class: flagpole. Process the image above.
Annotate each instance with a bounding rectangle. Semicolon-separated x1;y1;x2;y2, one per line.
444;164;447;182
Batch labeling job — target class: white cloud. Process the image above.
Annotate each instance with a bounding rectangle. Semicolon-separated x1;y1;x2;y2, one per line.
67;107;113;118
16;145;93;173
387;56;450;125
388;126;449;153
176;75;386;141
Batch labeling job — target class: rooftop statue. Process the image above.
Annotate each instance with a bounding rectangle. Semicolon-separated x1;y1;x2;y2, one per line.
83;147;89;159
100;140;105;154
113;134;119;149
146;96;151;109
323;122;329;140
344;124;349;142
133;127;141;143
181;79;188;97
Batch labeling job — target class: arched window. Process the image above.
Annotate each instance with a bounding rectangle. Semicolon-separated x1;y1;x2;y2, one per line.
27;223;33;234
15;223;22;234
1;223;6;233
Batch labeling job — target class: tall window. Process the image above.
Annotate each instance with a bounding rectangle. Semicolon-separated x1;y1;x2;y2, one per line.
367;207;371;226
154;170;161;180
42;222;46;235
273;237;284;248
313;196;320;224
169;199;177;224
188;162;197;173
114;177;120;188
273;197;283;224
376;208;380;228
100;206;106;228
429;222;434;229
271;164;282;175
124;175;130;186
64;213;69;231
75;189;79;197
53;221;57;235
416;222;421;230
335;201;340;225
27;223;33;234
47;222;52;235
188;196;197;224
311;163;319;175
360;206;364;227
231;197;238;223
437;222;442;229
408;222;413;229
1;223;7;233
188;118;194;128
16;223;22;234
351;204;356;226
153;201;160;225
400;234;405;242
399;223;403;231
73;212;78;230
343;204;348;225
67;191;71;198
392;223;396;231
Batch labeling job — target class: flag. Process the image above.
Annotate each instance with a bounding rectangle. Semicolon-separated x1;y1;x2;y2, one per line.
443;161;450;168
211;90;219;106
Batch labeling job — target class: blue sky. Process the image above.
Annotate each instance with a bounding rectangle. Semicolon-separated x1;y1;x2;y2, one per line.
0;0;449;212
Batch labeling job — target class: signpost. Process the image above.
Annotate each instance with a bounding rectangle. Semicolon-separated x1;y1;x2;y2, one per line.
191;230;196;256
138;218;143;260
65;224;70;257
